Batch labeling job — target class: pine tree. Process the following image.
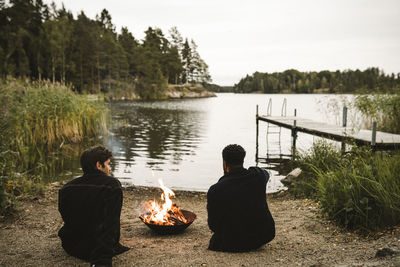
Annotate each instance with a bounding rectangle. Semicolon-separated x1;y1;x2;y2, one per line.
118;27;139;79
181;39;191;84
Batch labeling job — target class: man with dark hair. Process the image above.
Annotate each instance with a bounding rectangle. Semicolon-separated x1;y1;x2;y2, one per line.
207;144;275;252
58;145;129;266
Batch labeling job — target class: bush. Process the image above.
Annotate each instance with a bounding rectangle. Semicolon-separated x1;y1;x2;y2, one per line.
292;141;343;197
355;94;400;134
0;174;45;216
294;142;400;231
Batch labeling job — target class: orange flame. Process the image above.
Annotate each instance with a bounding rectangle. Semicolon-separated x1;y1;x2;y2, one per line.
141;179;187;225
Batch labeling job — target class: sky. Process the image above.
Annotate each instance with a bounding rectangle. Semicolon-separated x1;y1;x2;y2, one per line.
46;0;400;86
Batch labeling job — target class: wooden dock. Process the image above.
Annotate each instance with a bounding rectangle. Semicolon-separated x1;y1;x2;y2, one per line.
257;115;400;150
255;100;400;163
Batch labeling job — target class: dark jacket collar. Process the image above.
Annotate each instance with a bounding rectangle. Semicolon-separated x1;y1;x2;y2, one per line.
219;166;247;182
83;169;107;177
227;166;246;175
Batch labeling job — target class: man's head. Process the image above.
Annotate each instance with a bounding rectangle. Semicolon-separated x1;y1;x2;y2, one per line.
80;145;113;175
222;144;246;173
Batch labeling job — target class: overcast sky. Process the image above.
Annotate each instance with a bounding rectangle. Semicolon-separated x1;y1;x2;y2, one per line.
47;0;400;86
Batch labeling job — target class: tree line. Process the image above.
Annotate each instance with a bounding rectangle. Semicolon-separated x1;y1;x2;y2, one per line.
0;0;211;99
234;68;400;94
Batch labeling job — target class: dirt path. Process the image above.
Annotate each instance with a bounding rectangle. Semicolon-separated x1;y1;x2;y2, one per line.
1;185;399;266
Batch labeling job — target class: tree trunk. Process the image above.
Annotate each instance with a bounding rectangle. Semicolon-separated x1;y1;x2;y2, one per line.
52;56;55;83
97;55;101;93
80;51;83;91
37;53;41;81
62;51;65;85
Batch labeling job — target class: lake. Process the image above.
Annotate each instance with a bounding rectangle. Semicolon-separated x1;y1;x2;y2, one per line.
105;93;354;192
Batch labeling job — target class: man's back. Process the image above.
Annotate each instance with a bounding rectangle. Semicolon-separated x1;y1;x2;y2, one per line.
207;166;275;252
58;169;123;263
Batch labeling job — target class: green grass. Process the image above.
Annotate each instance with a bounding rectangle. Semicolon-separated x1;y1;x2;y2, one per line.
294;141;400;231
291;92;400;231
0;78;108;216
355;94;400;134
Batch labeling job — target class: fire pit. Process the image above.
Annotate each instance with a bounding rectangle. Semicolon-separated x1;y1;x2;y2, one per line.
139;179;196;234
140;210;196;234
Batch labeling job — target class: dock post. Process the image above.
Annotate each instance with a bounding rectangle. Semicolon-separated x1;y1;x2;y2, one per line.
256;105;259;162
371;121;377;151
291;109;297;160
341;106;348;153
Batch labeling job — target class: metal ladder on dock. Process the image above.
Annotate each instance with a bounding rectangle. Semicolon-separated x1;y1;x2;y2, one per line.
265;98;287;159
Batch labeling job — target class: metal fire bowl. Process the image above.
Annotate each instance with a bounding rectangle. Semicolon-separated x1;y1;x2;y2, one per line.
139;210;197;235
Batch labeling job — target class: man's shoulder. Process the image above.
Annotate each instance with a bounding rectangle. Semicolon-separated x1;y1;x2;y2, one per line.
61;172;121;189
207;178;223;195
248;167;269;178
207;174;229;196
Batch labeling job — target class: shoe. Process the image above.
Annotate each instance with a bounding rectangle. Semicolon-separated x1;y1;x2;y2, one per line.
114;243;130;255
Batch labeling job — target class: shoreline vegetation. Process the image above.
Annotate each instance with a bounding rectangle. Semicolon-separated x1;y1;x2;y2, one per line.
109;83;216;101
289;142;400;231
282;91;400;232
0;78;107;215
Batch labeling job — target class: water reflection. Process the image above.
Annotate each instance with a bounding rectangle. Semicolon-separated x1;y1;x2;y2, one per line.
44;94;354;192
108;101;205;172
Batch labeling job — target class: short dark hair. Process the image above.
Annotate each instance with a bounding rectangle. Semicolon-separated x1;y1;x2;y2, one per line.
222;144;246;167
80;145;112;174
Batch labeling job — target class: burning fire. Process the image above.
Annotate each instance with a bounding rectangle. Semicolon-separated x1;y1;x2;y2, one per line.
141;179;188;225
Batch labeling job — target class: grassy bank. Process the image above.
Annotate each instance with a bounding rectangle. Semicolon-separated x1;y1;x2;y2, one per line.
293;142;400;231
290;92;400;231
0;78;108;216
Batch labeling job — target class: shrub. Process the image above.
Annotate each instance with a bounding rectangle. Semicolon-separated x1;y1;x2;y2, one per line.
355;94;400;134
294;142;400;231
292;141;343;197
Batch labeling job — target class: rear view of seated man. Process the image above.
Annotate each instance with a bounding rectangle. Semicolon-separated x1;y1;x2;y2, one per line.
58;145;129;266
207;144;275;252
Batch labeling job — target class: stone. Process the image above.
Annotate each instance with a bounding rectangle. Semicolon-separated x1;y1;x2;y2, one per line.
375;247;400;258
281;168;302;187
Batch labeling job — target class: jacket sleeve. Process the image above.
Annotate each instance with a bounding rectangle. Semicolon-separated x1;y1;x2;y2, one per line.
207;186;219;232
98;180;123;252
249;166;270;183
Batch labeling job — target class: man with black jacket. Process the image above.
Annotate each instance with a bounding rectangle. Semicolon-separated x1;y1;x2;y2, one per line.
207;144;275;252
58;146;129;266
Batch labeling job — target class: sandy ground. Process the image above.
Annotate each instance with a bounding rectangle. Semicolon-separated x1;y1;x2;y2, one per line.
1;185;400;267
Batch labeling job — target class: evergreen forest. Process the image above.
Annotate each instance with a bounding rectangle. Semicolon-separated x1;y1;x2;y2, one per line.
234;68;400;94
0;0;211;99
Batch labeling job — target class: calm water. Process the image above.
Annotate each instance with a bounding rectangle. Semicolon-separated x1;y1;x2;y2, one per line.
104;93;354;192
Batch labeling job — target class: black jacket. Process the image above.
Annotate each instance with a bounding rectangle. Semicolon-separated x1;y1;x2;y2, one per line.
207;166;275;252
58;170;123;264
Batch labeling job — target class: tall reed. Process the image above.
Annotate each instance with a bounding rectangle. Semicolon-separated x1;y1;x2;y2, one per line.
355;94;400;134
1;78;107;167
295;141;400;231
0;78;108;215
